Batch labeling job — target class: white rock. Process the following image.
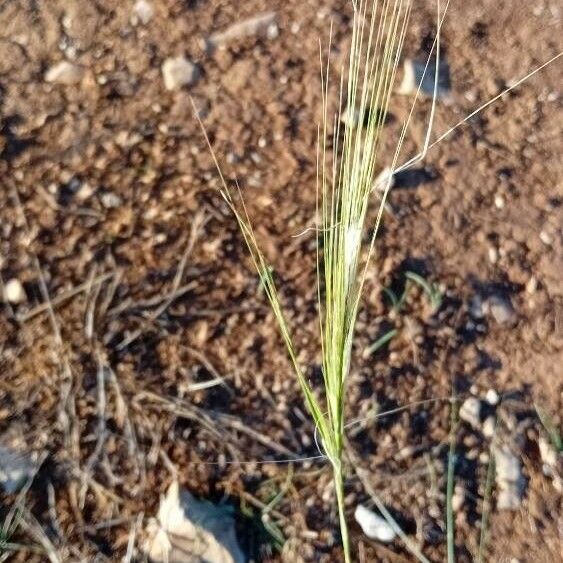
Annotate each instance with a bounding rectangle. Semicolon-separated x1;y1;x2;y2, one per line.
488;247;499;264
162;56;199;91
460;397;482;429
485;389;500;406
45;61;85;85
3;278;26;304
131;0;154;25
482;416;496;438
495;446;521;482
144;482;245;563
539;230;553;246
354;504;396;543
101;192;123;208
340;106;361;128
494;194;505;209
494;446;524;510
266;22;280;40
497;485;522;510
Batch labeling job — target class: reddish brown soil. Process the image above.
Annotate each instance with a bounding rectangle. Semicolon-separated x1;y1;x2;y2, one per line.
0;1;561;562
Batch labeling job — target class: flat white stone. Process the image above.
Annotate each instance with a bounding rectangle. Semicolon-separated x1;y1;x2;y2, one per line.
45;61;85;85
162;57;199;91
354;504;396;543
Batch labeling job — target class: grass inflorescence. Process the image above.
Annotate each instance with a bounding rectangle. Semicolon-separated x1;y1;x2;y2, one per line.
196;0;434;559
216;1;422;558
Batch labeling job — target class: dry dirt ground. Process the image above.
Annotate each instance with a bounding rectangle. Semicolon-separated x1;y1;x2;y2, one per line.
0;1;561;561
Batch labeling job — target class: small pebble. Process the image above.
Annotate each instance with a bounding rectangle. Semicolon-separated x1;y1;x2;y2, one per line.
76;182;95;201
340;106;361;128
45;61;85;85
526;276;538;295
397;58;451;98
494;446;525;510
395;445;416;461
487;294;516;325
162;56;199;91
497;487;522;510
494;194;505;209
495;446;522;482
266;22;279;40
460;397;482;429
485;389;500;406
3;279;26;304
488;247;499;264
131;0;154;25
539;230;553;246
101;192;123;208
354;504;396;543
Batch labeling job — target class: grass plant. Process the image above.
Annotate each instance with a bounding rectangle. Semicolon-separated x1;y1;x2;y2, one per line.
194;0;563;560
196;1;440;559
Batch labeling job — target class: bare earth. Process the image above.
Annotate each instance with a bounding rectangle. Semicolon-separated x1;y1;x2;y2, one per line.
0;1;561;561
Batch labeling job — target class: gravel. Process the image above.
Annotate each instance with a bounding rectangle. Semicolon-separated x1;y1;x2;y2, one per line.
459;397;482;429
487;294;517;325
485;389;500;406
397;58;451;98
101;192;123;209
162;56;200;91
131;0;154;26
45;61;85;84
354;504;396;543
3;278;26;304
494;446;525;510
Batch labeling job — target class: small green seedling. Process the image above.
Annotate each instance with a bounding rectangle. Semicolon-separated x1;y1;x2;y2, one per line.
405;271;443;311
382;286;407;312
364;328;398;358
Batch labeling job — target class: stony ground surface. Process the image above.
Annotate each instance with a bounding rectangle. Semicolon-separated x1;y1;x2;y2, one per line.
0;1;561;561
